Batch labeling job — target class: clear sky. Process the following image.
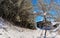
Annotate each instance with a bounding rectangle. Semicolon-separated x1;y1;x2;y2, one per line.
32;0;60;22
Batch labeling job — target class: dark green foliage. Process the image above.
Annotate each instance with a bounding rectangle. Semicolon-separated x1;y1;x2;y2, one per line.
0;0;36;29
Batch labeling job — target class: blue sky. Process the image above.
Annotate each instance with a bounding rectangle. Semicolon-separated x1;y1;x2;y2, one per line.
32;0;60;22
32;0;37;5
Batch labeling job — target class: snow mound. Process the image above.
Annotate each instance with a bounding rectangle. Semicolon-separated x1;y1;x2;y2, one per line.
0;17;60;38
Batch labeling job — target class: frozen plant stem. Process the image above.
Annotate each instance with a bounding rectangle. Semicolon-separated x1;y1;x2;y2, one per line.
44;30;47;38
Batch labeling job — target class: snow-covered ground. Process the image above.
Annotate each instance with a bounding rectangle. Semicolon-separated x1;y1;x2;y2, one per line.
0;17;60;38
